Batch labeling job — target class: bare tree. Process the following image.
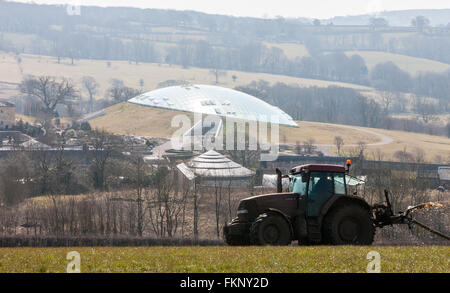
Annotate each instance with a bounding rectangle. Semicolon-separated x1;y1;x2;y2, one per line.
295;141;302;155
147;166;186;238
85;130;122;190
81;76;99;113
415;97;437;124
334;136;344;156
106;79;141;103
357;141;367;158
413;147;426;164
0;152;33;206
303;138;316;154
32;149;53;195
119;155;150;237
393;146;414;163
193;177;201;240
212;176;225;239
19;76;77;117
209;69;227;84
380;91;395;114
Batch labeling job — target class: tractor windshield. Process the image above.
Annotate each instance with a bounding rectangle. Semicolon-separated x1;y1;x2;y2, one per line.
289;175;307;195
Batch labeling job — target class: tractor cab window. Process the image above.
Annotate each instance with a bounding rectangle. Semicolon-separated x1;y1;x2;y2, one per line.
308;172;333;199
306;172;333;217
333;173;346;195
289;175;307;195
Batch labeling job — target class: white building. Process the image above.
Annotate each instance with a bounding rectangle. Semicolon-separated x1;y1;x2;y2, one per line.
177;150;255;188
128;84;298;127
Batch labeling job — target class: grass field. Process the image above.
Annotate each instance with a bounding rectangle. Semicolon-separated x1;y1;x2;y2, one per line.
346;51;450;75
359;127;450;162
391;113;450;126
0;246;448;273
264;42;310;60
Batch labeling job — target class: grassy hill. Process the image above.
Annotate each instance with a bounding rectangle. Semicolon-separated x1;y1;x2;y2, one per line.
263;42;310;60
346;51;450;75
89;102;450;163
90;103;379;144
0;51;373;100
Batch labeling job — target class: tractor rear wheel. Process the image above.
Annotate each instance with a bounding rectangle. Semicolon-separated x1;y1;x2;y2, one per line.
250;213;291;245
323;204;375;245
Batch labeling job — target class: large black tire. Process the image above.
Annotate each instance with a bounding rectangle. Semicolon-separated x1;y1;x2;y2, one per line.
323;204;375;245
250;213;291;246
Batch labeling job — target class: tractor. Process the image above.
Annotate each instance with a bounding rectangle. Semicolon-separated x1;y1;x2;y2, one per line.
223;161;450;245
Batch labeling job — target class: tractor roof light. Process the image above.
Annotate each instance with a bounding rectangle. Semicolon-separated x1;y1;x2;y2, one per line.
345;160;351;173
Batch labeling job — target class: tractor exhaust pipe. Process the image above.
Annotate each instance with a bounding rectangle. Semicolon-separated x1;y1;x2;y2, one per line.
384;189;393;216
276;168;282;193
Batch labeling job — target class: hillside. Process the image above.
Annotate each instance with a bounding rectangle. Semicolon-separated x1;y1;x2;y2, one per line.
345;51;450;75
0;3;448;143
89;102;450;163
1;2;449;65
0;50;372;100
263;42;310;60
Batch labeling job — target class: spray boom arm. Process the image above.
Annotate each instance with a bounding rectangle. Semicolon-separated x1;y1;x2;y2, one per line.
372;190;450;241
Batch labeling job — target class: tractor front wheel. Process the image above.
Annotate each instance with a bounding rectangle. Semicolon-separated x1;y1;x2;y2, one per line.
323;204;375;245
250;213;291;245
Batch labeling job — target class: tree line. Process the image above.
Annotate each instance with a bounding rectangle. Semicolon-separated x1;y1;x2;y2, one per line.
1;2;449;65
236;81;450;137
18;75;142;119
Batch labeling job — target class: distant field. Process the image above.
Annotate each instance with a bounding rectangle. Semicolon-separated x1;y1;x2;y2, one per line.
0;246;447;273
264;42;310;60
346;51;450;75
89;103;450;163
0;50;372;100
391;113;450;126
360;127;450;162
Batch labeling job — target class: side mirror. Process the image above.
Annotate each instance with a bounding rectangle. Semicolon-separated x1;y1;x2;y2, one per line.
301;173;308;183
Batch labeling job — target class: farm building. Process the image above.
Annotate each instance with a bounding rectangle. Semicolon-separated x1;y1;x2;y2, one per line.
128;84;297;127
438;166;450;189
177;150;255;188
0;100;15;130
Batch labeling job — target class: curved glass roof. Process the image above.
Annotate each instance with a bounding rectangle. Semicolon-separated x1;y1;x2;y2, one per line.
128;84;298;127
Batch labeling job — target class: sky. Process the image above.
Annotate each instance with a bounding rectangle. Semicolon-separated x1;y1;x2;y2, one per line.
9;0;450;19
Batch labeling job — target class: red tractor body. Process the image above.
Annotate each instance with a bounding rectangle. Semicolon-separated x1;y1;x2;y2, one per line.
224;163;375;245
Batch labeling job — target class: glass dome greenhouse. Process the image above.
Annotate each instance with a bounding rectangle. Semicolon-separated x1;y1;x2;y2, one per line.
128;84;298;127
